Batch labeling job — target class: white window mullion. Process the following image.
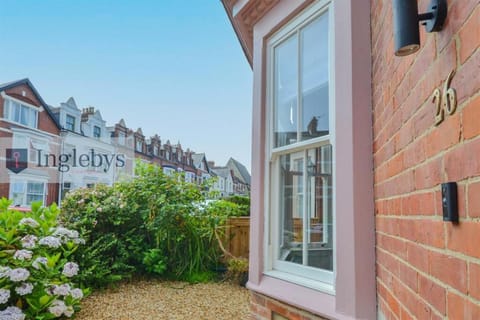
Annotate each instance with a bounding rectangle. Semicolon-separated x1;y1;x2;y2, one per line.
297;29;302;143
302;149;308;266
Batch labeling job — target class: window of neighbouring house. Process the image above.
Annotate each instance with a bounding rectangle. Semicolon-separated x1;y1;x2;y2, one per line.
66;114;76;131
10;180;46;207
93;125;101;138
136;139;144;152
117;132;126;145
61;182;72;200
266;2;334;287
3;99;38;128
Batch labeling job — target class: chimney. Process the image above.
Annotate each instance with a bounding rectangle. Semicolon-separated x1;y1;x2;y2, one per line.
208;161;215;168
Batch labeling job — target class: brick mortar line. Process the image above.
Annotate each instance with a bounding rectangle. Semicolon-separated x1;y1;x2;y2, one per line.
375;213;480;223
375;173;480;203
373;69;480;162
376;231;480;265
376;246;480;305
376;293;400;320
376;276;424;319
374;128;480;193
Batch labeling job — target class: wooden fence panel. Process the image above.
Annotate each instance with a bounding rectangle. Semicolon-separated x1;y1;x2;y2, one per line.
225;217;250;258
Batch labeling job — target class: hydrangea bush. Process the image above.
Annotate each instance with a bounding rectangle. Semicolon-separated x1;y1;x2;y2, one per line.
0;198;87;319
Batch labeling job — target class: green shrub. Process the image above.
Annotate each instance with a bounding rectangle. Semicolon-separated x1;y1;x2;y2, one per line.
118;163;219;279
223;196;250;216
60;184;144;288
0;198;87;319
60;162;232;287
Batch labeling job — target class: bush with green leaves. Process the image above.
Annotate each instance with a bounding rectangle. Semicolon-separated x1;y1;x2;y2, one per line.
223;195;250;216
0;199;87;319
60;162;234;287
59;184;145;288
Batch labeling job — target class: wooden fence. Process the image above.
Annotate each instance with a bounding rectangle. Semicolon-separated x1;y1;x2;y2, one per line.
224;217;250;258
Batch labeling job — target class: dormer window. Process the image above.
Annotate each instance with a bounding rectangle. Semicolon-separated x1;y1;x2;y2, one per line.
136;140;143;152
66;114;76;131
93;126;101;138
4;99;38;128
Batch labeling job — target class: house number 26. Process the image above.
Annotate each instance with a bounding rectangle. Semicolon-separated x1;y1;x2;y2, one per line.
433;69;457;126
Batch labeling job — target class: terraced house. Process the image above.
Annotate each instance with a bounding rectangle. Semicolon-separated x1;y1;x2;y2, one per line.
0;79;61;207
223;0;480;319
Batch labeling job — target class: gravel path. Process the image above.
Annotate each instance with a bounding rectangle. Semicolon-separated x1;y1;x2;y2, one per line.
75;280;251;320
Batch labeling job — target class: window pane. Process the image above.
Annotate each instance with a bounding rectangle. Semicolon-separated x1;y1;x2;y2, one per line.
66;115;75;131
4;100;10;118
277;145;333;271
20;106;29;126
301;12;329;141
27;182;44;194
274;34;298;148
305;145;333;270
29;108;37;127
279;152;304;265
11;182;25;206
13;102;21;122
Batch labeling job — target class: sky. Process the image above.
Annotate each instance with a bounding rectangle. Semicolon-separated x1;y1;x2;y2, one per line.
0;0;253;171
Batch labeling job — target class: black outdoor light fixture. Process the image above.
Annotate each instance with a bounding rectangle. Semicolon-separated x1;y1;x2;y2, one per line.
392;0;448;56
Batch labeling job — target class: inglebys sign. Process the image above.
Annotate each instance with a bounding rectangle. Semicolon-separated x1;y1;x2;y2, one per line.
35;148;126;173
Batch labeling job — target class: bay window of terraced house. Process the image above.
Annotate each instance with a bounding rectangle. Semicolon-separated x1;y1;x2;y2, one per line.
4;98;38;128
266;1;334;288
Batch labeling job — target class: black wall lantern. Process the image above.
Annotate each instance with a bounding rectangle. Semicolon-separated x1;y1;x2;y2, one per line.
392;0;448;56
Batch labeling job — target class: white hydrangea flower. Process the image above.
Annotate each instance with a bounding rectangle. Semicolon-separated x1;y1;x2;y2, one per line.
8;268;30;282
32;257;48;270
0;306;25;320
48;300;67;317
38;236;62;249
62;262;79;278
0;266;11;279
52;227;79;240
20;235;38;249
15;283;33;296
69;288;83;300
64;305;74;318
0;288;10;304
18;218;39;228
73;238;86;245
13;250;33;261
52;284;71;296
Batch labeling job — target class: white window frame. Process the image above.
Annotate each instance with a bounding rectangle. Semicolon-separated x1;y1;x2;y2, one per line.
9;178;47;207
93;125;101;138
264;0;336;291
65;114;76;131
136;140;143;152
3;98;39;129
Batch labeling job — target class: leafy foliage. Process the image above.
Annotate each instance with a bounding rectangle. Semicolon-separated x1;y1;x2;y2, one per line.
223;196;250;216
60;162;239;287
0;199;87;319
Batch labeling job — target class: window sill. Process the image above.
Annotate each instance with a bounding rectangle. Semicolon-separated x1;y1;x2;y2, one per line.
264;270;335;295
247;274;338;319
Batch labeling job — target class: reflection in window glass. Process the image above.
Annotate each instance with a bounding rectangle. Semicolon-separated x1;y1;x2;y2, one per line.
301;14;329;141
274;35;298;148
278;144;333;271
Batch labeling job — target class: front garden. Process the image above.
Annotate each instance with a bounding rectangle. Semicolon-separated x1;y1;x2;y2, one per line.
0;163;250;319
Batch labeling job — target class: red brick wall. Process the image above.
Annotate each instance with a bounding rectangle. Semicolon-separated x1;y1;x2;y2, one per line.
0;82;60;204
0;83;59;135
372;0;480;318
250;292;327;320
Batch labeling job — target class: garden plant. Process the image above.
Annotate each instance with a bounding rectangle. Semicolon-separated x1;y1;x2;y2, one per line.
60;162;247;288
0;199;86;319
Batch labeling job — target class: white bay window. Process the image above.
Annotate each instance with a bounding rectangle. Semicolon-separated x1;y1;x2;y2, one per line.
10;180;46;207
267;2;334;287
4;99;38;128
